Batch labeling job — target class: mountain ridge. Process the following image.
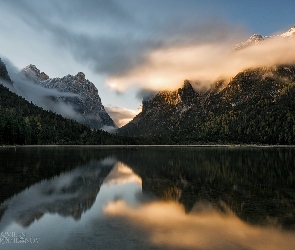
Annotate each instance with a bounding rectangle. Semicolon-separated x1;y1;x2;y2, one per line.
21;64;116;130
118;65;295;144
234;25;295;50
118;26;295;144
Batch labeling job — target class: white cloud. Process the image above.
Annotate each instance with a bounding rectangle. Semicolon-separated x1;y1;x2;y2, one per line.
105;105;141;127
107;35;295;92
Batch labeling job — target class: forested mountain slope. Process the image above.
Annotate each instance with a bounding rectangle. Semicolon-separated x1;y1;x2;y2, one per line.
119;65;295;144
0;83;133;145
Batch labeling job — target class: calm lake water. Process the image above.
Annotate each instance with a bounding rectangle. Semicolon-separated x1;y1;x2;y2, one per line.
0;146;295;249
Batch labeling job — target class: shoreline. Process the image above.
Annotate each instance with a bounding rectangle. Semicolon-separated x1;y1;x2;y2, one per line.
1;144;295;148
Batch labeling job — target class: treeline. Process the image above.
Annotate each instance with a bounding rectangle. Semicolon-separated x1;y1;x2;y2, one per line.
0;84;146;145
173;81;295;145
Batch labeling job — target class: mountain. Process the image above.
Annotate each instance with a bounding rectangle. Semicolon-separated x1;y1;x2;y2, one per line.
21;64;116;130
118;65;295;144
0;59;141;145
118;80;202;137
234;26;295;50
118;26;295;144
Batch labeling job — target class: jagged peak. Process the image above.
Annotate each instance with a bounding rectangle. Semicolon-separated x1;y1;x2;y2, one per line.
280;25;295;37
182;80;193;90
23;64;40;74
234;25;295;51
76;72;85;81
22;64;49;80
249;34;264;40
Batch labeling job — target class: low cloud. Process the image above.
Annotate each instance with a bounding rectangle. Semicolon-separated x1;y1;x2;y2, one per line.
136;88;158;102
105;106;141;127
107;35;295;93
101;125;117;134
2;58;85;122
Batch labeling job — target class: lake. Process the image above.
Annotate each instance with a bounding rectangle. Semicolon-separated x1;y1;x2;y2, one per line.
0;146;295;249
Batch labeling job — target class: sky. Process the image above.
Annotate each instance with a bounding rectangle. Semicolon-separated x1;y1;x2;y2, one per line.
0;0;295;126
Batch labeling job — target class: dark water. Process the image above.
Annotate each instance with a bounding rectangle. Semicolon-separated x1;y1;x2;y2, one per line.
0;146;295;249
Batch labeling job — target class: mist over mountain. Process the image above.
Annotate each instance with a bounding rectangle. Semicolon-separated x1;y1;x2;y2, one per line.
0;58;142;145
234;26;295;51
19;64;116;130
118;64;295;144
118;27;295;144
2;26;295;145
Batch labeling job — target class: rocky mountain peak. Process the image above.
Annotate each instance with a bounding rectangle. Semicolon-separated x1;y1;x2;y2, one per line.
234;26;295;51
181;80;198;95
182;79;193;90
233;34;265;51
76;72;85;82
280;25;295;37
22;64;49;80
20;64;116;130
249;34;264;41
23;64;40;73
177;80;199;105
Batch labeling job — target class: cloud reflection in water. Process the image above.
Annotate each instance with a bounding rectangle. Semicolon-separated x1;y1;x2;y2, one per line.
104;200;295;250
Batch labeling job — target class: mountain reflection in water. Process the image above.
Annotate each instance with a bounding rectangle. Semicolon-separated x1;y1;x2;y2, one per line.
0;146;295;250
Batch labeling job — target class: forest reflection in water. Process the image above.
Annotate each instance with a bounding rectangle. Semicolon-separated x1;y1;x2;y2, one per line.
0;146;295;249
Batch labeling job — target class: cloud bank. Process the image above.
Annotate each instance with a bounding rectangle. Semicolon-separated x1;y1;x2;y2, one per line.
107;35;295;92
2;1;295;100
0;1;247;90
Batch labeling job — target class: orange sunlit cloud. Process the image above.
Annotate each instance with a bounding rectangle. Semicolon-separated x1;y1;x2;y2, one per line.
107;36;295;93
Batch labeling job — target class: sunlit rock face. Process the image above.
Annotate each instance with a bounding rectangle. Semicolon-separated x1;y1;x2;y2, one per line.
21;64;116;130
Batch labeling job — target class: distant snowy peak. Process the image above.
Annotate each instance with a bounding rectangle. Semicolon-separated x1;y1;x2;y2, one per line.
280;26;295;37
233;34;266;51
22;65;98;98
234;25;295;51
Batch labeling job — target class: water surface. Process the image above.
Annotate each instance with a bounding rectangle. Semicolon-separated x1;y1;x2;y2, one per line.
0;146;295;249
